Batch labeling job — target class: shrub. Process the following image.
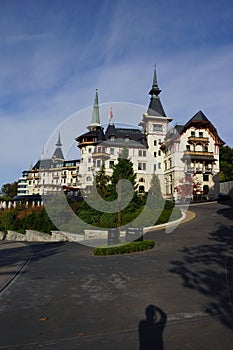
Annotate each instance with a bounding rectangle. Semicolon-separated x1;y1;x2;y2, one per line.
93;240;155;256
0;206;57;234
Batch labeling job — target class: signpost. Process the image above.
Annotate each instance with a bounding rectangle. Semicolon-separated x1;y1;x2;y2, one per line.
108;228;120;245
126;227;143;242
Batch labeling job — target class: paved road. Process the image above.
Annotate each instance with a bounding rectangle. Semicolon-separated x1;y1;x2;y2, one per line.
0;201;233;349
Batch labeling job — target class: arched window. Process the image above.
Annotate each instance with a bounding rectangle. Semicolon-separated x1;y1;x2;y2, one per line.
86;176;92;181
139;177;145;182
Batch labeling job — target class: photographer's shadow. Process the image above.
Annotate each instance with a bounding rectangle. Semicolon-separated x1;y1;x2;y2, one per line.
138;305;167;350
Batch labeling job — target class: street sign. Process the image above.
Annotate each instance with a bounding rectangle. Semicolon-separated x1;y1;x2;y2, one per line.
126;227;143;242
108;228;120;245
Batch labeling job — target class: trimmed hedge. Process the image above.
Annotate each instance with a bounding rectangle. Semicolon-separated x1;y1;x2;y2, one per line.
93;240;155;256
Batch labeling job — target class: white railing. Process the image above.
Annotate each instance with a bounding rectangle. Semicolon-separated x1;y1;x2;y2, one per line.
0;200;43;210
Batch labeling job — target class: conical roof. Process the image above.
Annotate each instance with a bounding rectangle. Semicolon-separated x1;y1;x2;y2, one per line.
52;133;64;160
149;64;161;96
146;65;169;119
87;89;101;130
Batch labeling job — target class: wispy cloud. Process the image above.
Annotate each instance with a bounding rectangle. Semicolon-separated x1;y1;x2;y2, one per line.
0;0;232;187
0;32;53;44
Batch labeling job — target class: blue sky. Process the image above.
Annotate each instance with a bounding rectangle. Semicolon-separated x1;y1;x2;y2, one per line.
0;0;232;188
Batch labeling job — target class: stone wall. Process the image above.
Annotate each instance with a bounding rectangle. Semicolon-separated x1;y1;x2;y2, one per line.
0;230;84;242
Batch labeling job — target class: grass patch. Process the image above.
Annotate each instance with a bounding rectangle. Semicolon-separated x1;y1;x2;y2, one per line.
93;240;155;256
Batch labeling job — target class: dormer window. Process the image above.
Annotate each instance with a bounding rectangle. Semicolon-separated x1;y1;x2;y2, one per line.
199;132;203;138
191;131;195;137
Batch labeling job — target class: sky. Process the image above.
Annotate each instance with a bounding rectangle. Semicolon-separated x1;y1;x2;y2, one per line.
0;0;232;189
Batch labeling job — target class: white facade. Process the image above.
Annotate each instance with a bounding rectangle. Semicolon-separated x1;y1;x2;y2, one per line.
162;114;223;200
17;160;80;196
17;68;224;201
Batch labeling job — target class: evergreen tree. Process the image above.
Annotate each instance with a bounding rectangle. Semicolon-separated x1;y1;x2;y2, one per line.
148;174;162;198
95;164;110;199
147;174;164;209
109;147;137;201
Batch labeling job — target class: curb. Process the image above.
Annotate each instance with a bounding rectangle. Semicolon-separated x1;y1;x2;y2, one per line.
144;209;196;233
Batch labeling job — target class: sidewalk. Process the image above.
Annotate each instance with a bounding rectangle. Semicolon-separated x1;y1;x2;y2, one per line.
0;241;32;293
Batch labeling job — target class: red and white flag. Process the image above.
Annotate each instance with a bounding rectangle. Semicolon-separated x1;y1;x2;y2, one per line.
109;106;113;123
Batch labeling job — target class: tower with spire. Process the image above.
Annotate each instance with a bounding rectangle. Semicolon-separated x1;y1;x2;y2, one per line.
76;89;105;148
139;65;173;193
75;89;106;191
87;89;101;131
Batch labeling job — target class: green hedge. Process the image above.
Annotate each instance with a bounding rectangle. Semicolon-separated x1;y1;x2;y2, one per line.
93;240;155;256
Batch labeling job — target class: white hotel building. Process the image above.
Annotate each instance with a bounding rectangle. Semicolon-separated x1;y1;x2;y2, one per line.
17;66;224;201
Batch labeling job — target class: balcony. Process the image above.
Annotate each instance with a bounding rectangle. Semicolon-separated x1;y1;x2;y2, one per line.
188;136;209;143
92;148;110;159
182;150;215;162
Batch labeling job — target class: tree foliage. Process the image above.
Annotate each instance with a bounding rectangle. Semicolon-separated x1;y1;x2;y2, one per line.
0;206;56;234
0;181;18;200
109;148;137;200
220;145;233;181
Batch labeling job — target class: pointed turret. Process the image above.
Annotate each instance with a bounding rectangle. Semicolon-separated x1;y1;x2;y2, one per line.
52;132;64;160
76;90;105;148
147;64;168;118
149;64;161;96
56;132;62;147
87;89;101;130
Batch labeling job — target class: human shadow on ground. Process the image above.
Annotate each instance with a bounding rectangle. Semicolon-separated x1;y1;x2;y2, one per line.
138;305;167;350
170;201;233;330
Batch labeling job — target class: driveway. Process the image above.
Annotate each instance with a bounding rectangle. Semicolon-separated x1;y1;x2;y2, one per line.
0;201;233;349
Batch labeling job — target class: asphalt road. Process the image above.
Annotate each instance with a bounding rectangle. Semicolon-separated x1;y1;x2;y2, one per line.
0;201;233;349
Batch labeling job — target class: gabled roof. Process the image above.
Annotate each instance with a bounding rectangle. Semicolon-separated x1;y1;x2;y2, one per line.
185;110;209;125
183;110;225;146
